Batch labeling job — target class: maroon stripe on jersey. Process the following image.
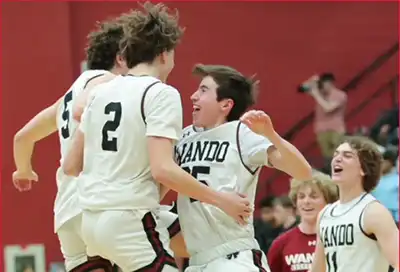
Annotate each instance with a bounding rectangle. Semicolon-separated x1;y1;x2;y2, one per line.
251;249;267;272
135;212;177;272
69;257;113;272
167;217;181;238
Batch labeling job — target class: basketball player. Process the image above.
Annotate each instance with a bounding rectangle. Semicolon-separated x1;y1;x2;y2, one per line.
311;136;399;272
62;3;251;272
267;172;338;272
12;16;129;272
174;64;313;272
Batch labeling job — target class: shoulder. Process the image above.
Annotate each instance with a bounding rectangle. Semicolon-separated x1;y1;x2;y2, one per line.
273;227;297;245
335;89;347;100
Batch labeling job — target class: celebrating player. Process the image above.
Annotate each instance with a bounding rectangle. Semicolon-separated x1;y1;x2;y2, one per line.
267;172;338;272
311;136;399;272
174;64;313;271
62;3;251;272
12;16;128;272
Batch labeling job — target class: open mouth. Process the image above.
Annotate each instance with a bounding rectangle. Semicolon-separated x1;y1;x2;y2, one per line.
332;166;343;174
193;105;201;113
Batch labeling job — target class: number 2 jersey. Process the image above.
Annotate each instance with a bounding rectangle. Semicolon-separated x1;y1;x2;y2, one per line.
319;193;389;272
55;69;110;232
175;121;274;257
77;75;183;211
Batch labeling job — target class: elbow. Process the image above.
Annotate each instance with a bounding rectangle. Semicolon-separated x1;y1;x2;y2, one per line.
63;161;81;177
14;130;26;144
151;162;174;186
72;107;83;122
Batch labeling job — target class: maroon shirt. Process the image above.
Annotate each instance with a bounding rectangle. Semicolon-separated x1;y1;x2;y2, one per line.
267;227;316;272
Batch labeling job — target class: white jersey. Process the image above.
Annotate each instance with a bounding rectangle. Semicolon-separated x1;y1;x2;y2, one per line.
175;121;273;256
319;193;390;272
55;69;110;232
78;75;183;211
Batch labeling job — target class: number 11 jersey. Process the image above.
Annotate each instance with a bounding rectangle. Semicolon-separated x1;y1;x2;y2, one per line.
319;193;389;272
78;75;183;211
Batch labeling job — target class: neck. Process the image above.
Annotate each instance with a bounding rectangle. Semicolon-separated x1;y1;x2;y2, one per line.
338;180;365;204
128;64;161;80
203;117;227;130
298;220;316;234
109;66;120;75
283;215;297;229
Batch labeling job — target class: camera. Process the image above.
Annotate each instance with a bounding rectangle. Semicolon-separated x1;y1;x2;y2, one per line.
297;73;335;93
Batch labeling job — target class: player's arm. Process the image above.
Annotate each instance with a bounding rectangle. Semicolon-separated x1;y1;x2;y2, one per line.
266;132;313;181
363;202;399;270
63;129;84;177
239;111;312;181
72;73;116;122
147;87;251;224
310;211;326;272
13;98;61;173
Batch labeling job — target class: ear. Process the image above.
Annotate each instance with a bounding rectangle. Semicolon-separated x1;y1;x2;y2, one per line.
220;98;234;113
360;168;365;177
115;54;125;67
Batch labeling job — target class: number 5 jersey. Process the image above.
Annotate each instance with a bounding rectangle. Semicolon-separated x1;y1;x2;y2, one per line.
175;121;273;257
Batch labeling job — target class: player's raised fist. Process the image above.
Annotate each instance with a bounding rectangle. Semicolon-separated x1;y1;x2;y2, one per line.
12;170;38;192
240;110;275;137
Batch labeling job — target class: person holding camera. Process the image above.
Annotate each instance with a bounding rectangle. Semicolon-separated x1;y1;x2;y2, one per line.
300;73;347;163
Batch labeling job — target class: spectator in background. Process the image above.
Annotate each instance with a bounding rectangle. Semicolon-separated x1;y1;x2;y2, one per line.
372;148;399;225
370;105;399;147
302;73;347;162
273;196;299;232
267;172;339;272
254;196;282;254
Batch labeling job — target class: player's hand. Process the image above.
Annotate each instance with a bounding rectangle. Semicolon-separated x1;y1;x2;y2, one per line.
12;170;38;192
240;110;275;138
218;192;252;225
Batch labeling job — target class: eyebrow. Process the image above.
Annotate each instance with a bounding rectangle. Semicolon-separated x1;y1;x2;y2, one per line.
199;85;209;90
334;150;355;156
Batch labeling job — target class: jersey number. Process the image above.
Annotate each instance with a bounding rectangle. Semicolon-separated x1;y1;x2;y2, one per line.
182;166;210;202
101;102;122;152
326;252;338;272
61;90;73;139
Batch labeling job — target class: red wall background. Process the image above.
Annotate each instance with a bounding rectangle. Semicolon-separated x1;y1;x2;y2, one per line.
2;1;397;267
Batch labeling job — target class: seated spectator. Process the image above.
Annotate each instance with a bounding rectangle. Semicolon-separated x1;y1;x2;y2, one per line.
372;147;399;224
267;172;339;272
273;196;299;232
254;196;282;253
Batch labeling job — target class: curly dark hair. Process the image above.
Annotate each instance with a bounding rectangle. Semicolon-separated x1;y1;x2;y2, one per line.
119;2;184;69
340;136;383;192
192;64;258;122
85;17;125;70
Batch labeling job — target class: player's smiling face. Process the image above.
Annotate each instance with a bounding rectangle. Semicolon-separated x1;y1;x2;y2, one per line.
191;76;231;129
331;142;365;185
296;185;326;223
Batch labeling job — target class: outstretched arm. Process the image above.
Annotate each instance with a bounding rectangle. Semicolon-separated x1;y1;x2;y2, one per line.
240;110;312;181
13;98;61;190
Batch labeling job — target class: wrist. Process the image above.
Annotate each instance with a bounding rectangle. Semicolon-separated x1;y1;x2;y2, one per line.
263;131;282;144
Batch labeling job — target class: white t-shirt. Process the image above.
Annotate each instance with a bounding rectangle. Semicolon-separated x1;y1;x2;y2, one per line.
55;69;110;232
78;75;183;211
175;121;274;256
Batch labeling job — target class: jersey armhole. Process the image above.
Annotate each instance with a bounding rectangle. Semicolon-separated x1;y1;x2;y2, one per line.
83;73;106;89
359;200;378;241
236;122;259;175
140;81;162;124
318;205;331;243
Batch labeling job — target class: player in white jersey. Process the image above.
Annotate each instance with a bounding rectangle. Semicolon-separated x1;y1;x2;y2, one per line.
311;136;399;272
62;3;251;272
174;64;313;272
12;17;129;272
